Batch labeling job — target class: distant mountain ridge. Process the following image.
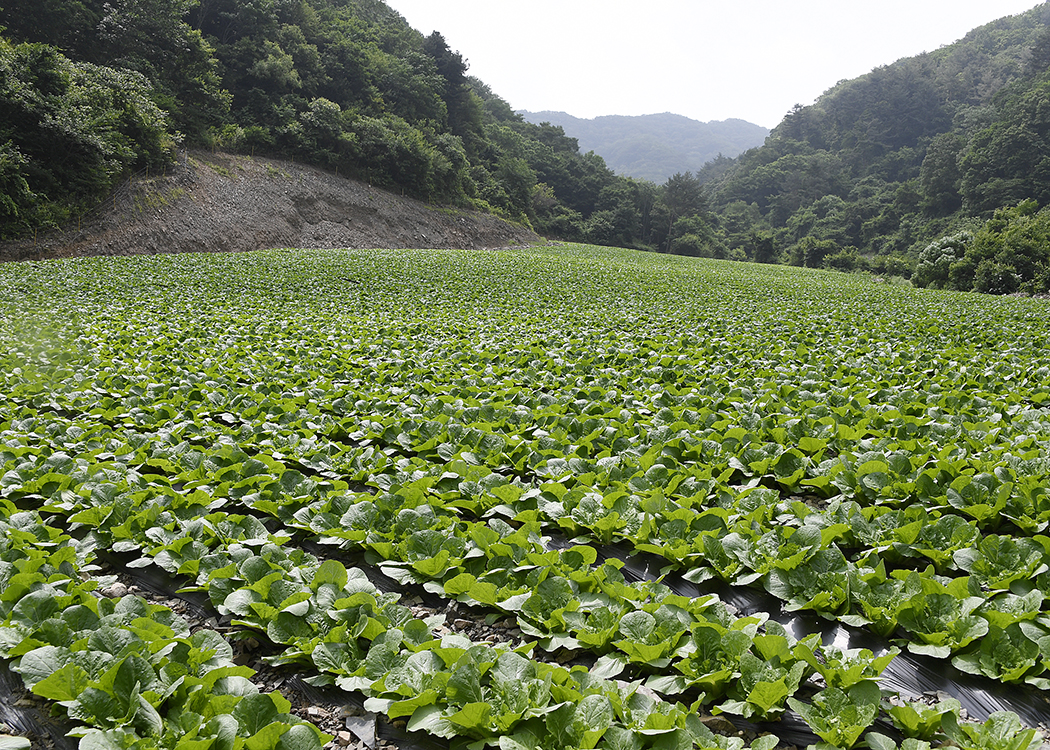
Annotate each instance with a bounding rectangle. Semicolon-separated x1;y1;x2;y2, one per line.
518;111;769;183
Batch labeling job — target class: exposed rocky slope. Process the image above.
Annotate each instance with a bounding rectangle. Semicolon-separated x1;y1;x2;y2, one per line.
1;150;540;262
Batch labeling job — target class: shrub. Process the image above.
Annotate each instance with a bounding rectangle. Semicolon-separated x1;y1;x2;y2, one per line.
973;260;1020;294
824;247;866;272
869;254;913;278
912;232;971;289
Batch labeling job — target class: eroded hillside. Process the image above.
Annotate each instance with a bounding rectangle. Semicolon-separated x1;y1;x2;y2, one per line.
0;151;540;262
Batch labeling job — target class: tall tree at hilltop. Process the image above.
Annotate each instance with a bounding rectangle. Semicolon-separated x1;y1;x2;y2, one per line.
664;171;706;220
661;171;708;253
423;31;483;147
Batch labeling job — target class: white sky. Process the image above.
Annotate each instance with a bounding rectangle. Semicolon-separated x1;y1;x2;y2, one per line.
384;0;1046;129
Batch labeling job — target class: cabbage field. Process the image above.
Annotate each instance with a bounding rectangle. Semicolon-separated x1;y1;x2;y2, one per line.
2;244;1050;750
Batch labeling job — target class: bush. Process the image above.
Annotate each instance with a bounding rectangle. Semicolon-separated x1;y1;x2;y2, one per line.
349;114;435;198
912;202;1050;294
670;233;709;257
869;254;913;278
912;231;971;289
789;237;839;268
823;247;866;272
973;260;1020;294
535;205;585;242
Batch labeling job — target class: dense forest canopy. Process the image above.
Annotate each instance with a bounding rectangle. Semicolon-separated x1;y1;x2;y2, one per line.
3;0;1050;293
703;2;1050;292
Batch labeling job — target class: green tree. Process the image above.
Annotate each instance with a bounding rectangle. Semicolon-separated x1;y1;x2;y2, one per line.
1;0;228;139
0;38;174;236
748;230;777;263
593;181;642;248
661;171;706;252
0;0;102;56
914;201;1050;294
959;80;1050;214
912;231;971;288
788;237;839;268
423;32;483;146
669;214;722;257
97;0;229;136
0;142;40;238
663;171;706;217
784;194;849;247
919;131;964;216
823;247;866;272
708;4;1050;271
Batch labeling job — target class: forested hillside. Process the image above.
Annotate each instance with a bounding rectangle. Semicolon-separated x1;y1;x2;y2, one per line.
0;0;709;253
705;2;1050;293
518;111;768;183
5;0;1050;293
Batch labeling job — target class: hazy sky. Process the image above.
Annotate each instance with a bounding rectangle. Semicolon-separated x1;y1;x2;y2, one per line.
384;1;1045;129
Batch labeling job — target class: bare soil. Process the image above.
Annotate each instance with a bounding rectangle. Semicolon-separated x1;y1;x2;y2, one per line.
0;150;540;262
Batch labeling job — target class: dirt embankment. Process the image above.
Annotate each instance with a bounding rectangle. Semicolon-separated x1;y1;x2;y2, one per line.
1;150;540;262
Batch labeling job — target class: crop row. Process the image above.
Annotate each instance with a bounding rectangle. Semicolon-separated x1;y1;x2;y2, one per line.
261;370;1050;687
17;386;1045;690
0;410;1043;749
2;464;789;750
0;498;332;750
3;246;1050;750
9;366;1050;690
